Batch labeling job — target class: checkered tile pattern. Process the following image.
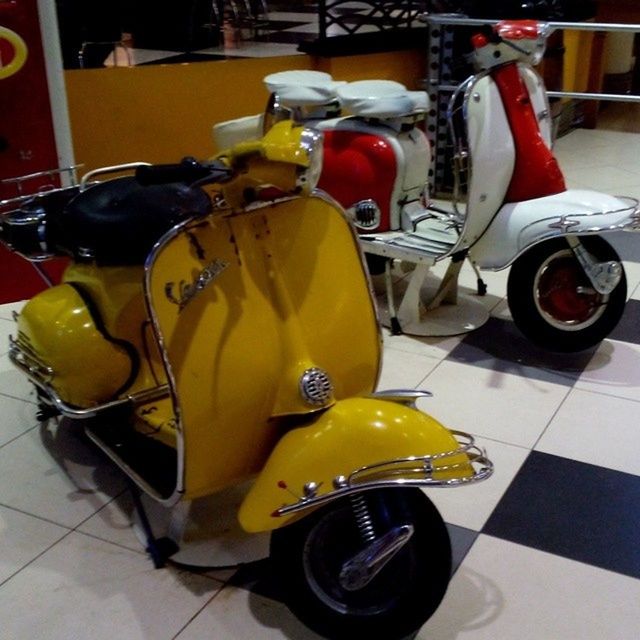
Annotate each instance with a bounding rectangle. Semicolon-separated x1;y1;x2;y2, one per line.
108;10;321;66
0;126;639;638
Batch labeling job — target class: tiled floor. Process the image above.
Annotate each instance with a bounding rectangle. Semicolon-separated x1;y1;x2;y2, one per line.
101;4;425;67
1;123;639;638
104;7;320;66
6;12;640;629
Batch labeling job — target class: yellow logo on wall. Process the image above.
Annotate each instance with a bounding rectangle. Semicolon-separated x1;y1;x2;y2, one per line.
0;26;28;80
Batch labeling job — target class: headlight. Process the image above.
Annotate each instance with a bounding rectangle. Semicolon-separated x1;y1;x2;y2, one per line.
296;128;324;193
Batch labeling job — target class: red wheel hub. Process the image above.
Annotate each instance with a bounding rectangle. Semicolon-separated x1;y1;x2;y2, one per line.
537;256;600;324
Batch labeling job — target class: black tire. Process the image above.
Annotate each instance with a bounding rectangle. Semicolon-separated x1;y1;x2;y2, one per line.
507;236;627;352
270;488;451;640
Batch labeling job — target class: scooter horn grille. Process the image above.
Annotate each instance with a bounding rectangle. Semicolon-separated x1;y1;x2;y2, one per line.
299;368;334;406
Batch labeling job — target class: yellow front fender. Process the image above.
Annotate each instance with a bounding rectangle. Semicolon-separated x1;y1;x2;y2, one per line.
238;397;481;533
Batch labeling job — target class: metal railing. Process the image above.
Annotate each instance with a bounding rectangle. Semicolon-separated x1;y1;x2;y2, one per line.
424;14;640;194
316;1;427;40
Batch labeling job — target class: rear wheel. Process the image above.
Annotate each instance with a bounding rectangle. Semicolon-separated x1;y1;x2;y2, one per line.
270;488;451;639
507;236;626;352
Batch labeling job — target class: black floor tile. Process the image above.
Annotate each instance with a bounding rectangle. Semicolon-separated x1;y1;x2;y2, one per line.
261;20;312;31
253;30;317;44
447;523;479;575
447;317;594;386
483;451;640;579
138;53;229;65
608;298;640;345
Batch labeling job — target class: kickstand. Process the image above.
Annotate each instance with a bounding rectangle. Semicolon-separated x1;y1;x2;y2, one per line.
467;257;487;296
127;479;179;568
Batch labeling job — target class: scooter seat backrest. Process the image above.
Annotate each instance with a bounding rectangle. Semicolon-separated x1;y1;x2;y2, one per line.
53;177;212;265
337;80;428;119
263;69;344;107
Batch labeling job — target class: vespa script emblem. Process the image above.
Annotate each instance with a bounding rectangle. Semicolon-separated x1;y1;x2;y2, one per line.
165;258;229;311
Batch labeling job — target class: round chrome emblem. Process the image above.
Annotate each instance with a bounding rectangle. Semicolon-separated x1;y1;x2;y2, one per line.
299;367;334;406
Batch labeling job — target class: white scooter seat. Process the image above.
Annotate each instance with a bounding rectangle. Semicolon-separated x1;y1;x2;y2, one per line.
263;70;345;107
337;80;428;118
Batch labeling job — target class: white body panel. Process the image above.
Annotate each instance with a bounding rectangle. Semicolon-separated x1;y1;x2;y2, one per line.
462;74;515;249
471;190;639;270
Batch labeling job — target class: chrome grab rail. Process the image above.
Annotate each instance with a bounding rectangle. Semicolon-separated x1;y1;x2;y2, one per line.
273;429;493;518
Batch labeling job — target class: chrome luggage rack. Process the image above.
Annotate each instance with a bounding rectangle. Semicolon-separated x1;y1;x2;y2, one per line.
273;429;493;518
9;335;169;419
0;166;84;213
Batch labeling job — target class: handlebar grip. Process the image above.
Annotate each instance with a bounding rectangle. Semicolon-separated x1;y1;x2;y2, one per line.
135;158;212;186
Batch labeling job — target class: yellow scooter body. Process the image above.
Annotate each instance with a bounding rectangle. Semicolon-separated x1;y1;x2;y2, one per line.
146;193;382;501
239;396;473;532
14;264;165;407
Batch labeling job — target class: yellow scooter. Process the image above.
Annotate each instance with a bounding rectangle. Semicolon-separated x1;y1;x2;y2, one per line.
1;121;492;639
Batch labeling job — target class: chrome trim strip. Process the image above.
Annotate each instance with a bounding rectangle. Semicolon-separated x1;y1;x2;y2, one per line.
79;162;151;190
368;389;433;407
9;341;169;417
272;430;493;517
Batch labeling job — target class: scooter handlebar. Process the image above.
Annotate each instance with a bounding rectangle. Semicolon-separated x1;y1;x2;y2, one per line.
135;157;229;186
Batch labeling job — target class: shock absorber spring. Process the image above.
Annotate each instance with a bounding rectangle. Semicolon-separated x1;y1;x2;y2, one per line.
349;493;376;544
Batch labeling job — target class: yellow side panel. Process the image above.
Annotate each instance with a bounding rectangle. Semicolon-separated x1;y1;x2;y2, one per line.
63;263;166;393
147;195;380;499
16;284;132;407
238;397;471;533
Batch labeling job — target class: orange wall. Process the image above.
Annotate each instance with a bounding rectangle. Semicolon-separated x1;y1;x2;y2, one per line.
63;51;426;173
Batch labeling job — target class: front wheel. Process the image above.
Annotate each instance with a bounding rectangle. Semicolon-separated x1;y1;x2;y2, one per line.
507;236;627;352
270;488;451;640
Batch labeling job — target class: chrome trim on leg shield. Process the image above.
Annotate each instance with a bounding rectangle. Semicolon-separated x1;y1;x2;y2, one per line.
271;430;493;518
9;338;169;418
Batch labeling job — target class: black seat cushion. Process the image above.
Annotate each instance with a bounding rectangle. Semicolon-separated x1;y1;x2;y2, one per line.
52;177;212;265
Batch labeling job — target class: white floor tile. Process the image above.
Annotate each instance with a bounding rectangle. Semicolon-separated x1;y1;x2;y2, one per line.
424;438;529;531
0;532;223;640
622;260;640;295
561;165;640;192
176;585;323;640
76;490;144;554
576;339;640;402
376;345;440;390
0;359;38;401
0;318;13;357
0;394;39;448
78;493;251;583
536;388;640;475
383;328;462;362
0;300;26;321
418;361;570;448
489;298;512;321
0;505;69;584
267;12;320;23
419;535;640;640
556;134;640;172
0;420;126;528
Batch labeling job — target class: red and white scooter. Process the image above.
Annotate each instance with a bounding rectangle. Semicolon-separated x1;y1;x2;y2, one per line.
214;21;640;352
